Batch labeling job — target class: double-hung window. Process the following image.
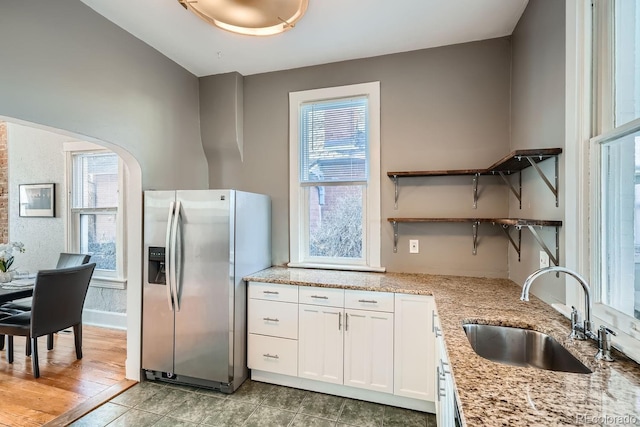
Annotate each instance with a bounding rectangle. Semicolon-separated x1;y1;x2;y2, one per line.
289;82;382;271
66;143;126;288
591;0;640;354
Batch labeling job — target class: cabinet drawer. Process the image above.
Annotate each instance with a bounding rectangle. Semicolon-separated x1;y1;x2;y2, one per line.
248;281;298;303
248;299;298;339
345;290;394;312
299;286;344;307
248;334;298;377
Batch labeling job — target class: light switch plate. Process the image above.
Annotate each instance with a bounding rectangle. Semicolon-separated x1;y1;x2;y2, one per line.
539;251;550;269
409;239;419;254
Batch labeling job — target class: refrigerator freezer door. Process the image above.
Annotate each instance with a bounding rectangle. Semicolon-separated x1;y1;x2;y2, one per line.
142;190;176;374
174;190;233;382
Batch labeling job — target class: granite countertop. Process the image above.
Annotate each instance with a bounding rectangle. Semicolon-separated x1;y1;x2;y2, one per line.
245;266;640;426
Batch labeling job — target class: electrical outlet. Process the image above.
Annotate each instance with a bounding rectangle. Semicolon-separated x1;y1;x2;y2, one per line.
409;239;419;254
539;251;550;269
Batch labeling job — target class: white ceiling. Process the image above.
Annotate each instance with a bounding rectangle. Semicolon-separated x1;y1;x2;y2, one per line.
81;0;529;77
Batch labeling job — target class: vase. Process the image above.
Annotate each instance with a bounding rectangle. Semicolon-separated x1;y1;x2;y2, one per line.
0;271;12;283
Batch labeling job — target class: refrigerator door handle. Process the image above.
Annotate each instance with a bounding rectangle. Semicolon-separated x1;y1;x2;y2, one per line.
171;200;182;312
165;201;175;311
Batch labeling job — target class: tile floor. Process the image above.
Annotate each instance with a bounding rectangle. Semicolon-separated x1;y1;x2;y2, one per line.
70;379;437;426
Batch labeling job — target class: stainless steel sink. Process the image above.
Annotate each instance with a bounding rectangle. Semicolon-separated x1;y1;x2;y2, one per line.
462;323;592;374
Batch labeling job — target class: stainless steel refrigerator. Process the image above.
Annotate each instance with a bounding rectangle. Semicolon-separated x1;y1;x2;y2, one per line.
142;189;271;393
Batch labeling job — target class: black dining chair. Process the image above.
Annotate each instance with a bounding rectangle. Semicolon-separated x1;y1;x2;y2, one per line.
0;253;91;313
0;253;91;353
0;263;96;378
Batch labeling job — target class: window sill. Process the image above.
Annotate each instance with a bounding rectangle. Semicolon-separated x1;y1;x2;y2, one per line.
287;262;386;273
90;276;127;290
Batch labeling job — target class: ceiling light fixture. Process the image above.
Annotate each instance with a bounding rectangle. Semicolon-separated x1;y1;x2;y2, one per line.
178;0;309;37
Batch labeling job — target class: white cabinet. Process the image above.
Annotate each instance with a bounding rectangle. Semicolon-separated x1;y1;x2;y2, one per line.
247;281;299;377
434;308;456;427
344;308;394;393
298;304;344;384
248;298;298;339
298;288;394;394
248;334;298;376
248;281;298;303
393;294;436;401
248;281;439;412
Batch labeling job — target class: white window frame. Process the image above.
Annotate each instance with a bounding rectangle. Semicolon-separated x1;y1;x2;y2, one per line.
583;0;640;363
64;141;127;289
288;82;383;272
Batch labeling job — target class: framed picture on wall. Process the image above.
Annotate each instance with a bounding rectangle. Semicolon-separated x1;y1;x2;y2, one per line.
19;183;55;217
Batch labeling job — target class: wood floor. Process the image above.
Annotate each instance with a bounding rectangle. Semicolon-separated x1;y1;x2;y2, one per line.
0;326;127;427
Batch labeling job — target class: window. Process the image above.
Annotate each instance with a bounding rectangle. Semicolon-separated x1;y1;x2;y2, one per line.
597;127;640;320
66;143;126;288
289;82;382;271
591;1;640;349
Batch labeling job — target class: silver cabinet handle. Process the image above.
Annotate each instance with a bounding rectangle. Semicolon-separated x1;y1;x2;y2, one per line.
263;353;279;359
436;366;445;401
263;290;279;295
434;326;442;337
345;313;349;331
432;310;438;333
440;359;450;374
263;317;279;322
338;312;342;330
357;299;378;304
311;295;328;299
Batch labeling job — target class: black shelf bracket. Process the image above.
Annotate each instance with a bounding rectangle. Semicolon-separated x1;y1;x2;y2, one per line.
521;155;559;207
499;224;522;261
497;171;522;209
392;175;399;210
472;173;479;209
517;224;560;267
392;220;399;253
472;221;480;255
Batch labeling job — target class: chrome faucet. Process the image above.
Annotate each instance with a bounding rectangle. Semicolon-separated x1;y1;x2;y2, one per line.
521;266;597;341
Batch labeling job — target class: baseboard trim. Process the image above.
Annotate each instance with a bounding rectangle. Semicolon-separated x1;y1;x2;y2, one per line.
82;309;127;330
44;379;137;427
251;370;436;414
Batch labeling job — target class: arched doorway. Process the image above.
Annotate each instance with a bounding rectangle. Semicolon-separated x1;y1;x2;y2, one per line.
1;116;143;381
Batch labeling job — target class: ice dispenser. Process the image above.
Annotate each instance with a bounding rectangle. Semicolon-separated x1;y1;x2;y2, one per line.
148;246;166;284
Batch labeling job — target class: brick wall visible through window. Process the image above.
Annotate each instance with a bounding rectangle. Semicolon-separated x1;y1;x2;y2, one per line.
0;122;8;243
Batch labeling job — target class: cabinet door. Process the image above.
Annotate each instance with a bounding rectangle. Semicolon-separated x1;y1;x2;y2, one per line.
298;304;344;384
248;298;298;339
437;340;455;426
434;310;444;424
344;309;394;393
394;294;435;401
248;334;298;376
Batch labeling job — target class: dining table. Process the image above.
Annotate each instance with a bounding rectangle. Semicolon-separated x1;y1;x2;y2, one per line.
0;278;35;304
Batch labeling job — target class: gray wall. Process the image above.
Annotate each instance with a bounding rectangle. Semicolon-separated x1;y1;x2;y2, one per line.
202;38;513;277
0;0;208;191
200;72;244;187
509;0;566;304
0;1;209;375
7;123;66;272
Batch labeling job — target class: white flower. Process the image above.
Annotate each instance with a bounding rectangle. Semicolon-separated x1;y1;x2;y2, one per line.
0;241;25;272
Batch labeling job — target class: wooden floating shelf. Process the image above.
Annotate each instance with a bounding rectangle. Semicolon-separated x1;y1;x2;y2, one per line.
387;148;563;178
388;217;562;265
387;218;563;227
388;148;563;209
